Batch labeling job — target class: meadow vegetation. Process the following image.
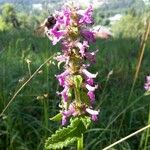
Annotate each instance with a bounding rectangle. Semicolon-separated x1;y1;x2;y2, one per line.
0;3;150;150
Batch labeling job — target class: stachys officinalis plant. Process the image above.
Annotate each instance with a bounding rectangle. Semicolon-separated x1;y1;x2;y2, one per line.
44;3;111;150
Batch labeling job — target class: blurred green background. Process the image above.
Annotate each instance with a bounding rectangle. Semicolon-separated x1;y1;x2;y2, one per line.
0;0;150;149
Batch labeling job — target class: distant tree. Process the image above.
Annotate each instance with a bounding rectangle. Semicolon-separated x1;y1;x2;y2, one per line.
112;14;145;38
0;16;12;31
1;3;20;28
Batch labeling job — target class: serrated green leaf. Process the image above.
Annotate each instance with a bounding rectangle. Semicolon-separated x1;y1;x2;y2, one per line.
45;118;80;149
45;117;90;149
49;113;62;122
73;75;83;89
81;116;91;129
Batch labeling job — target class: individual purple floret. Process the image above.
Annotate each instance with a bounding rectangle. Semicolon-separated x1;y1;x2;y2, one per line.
78;5;93;25
80;29;96;43
87;91;95;103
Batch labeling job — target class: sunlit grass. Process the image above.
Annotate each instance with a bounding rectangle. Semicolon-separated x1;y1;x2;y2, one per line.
0;29;150;149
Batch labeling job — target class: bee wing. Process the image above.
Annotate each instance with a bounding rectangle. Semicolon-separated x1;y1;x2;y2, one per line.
34;19;48;37
34;25;46;37
93;26;112;39
45;28;53;41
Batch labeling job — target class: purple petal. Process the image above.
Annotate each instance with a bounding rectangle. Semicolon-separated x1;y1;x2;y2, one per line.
86;108;99;115
50;25;66;45
85;50;99;63
63;8;71;26
81;30;96;43
56;70;69;86
86;108;99;121
56;7;71;26
51;29;65;39
86;84;98;92
144;75;150;91
54;55;69;62
147;76;150;82
78;5;93;25
57;86;69;102
62;115;67;126
77;41;89;57
82;68;98;78
56;70;69;78
61;90;68;102
91;115;98;121
56;76;65;86
86;78;94;85
62;104;77;117
57;16;64;24
87;91;95;102
62;110;72;117
144;83;150;91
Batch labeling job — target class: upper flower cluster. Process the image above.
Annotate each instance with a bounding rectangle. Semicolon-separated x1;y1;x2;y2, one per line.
45;4;110;125
45;5;95;45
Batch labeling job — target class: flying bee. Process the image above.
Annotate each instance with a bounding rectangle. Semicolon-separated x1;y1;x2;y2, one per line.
35;15;56;37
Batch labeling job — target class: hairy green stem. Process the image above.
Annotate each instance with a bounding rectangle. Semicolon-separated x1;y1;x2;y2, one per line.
74;88;81;105
77;134;83;150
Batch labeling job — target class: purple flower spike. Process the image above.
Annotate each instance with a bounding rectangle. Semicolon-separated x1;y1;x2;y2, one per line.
45;4;105;124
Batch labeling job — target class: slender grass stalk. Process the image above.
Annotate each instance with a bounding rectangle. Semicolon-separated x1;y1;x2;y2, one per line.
97;70;113;108
139;106;150;150
98;94;144;139
144;107;150;150
128;21;150;100
103;123;150;150
0;54;55;116
44;63;50;136
27;62;32;77
77;134;83;150
86;95;145;149
117;20;150;136
43;98;49;136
